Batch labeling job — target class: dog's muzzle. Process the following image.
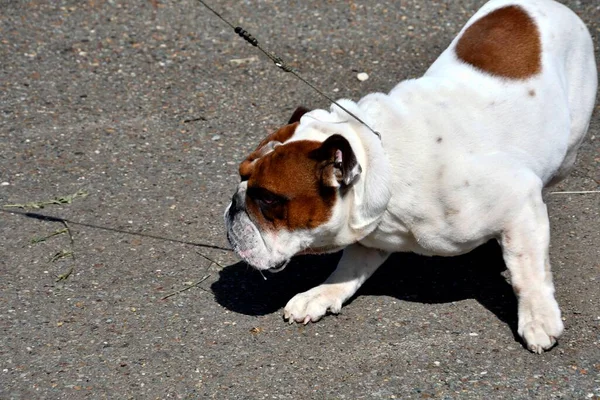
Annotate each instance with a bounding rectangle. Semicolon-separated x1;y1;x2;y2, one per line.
224;185;292;271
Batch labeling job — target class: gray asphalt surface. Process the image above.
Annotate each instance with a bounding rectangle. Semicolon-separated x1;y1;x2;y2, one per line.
1;0;599;399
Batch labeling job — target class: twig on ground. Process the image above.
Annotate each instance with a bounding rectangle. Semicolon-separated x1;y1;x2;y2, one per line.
6;192;82;280
161;274;211;300
549;190;600;195
183;116;206;123
50;250;74;263
195;251;224;269
62;220;74;245
55;267;74;282
3;189;88;209
31;228;69;244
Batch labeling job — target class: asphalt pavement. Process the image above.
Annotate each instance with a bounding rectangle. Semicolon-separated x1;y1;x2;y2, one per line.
1;0;599;398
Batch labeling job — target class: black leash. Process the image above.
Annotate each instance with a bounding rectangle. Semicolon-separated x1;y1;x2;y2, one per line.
195;0;381;139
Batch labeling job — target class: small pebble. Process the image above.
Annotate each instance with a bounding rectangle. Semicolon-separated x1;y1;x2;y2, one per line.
357;72;369;81
212;135;221;141
1;182;9;186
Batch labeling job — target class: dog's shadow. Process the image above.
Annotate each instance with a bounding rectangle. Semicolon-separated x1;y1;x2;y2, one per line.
211;240;518;337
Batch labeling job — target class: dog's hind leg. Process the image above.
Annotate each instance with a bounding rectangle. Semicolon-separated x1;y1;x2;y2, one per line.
283;244;390;324
499;178;564;353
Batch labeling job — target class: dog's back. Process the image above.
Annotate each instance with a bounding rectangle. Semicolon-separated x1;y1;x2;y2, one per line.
423;0;597;185
361;0;597;254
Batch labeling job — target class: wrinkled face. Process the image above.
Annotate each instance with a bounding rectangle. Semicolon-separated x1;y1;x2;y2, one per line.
224;113;362;271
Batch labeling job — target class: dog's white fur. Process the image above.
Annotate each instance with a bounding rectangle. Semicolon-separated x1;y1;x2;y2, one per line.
225;0;597;353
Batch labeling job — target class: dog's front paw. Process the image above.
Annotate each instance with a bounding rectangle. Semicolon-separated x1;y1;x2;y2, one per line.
283;285;344;324
518;303;564;354
520;320;561;354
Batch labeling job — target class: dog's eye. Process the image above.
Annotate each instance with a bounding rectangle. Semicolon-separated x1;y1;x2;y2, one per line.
247;187;285;207
257;193;283;208
247;187;287;221
261;197;276;205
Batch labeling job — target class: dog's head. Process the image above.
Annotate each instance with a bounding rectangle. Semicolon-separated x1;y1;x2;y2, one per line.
224;107;365;271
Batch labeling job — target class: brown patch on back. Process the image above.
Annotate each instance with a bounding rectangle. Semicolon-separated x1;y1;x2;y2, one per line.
455;5;542;79
246;140;336;231
239;122;299;180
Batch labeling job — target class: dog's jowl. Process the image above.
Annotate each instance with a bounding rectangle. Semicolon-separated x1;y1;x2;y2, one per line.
224;0;597;353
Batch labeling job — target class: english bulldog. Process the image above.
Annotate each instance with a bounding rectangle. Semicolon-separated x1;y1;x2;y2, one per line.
224;0;597;353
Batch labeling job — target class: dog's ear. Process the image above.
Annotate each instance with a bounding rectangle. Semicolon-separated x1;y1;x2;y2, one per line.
288;106;310;124
313;134;362;187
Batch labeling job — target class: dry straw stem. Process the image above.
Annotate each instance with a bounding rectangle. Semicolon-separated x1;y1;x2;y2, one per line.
3;189;88;209
31;228;69;244
56;267;74;282
161;274;211;300
50;250;74;263
549;190;600;195
196;251;224;269
6;191;82;281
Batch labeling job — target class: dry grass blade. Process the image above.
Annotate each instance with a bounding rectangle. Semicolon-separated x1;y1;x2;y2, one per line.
56;267;74;282
195;251;224;269
50;250;74;263
161;274;211;300
31;228;69;244
55;189;89;205
62;220;74;245
549;190;600;195
3;189;88;209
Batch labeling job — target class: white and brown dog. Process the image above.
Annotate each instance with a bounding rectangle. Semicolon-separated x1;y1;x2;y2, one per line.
224;0;597;353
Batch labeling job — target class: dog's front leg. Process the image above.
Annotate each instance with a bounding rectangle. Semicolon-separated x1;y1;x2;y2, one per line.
500;188;564;353
283;244;390;324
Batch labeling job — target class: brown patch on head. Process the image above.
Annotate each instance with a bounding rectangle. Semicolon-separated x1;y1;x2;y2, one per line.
239;122;299;180
528;89;536;97
256;122;298;151
455;6;542;79
245;141;337;231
